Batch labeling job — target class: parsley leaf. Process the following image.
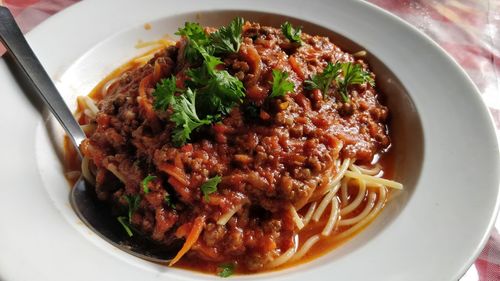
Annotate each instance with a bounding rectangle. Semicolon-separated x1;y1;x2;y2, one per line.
176;22;208;42
176;18;244;62
153;45;244;146
200;176;221;202
117;216;134;237
164;194;176;209
191;40;223;70
305;62;374;102
152;75;213;146
210;17;244;55
153;76;178;111
204;70;245;114
281;21;302;44
141;175;156;194
305;62;342;96
338;62;374;102
187;47;245;117
124;194;141;224
218;263;234;278
170;88;213;146
269;69;294;98
185;43;217;88
175;22;210;62
154;19;248;146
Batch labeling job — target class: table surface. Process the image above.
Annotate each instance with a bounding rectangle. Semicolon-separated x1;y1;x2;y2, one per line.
1;0;499;280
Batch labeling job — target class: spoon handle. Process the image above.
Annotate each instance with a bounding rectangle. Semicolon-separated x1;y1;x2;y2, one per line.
0;6;86;152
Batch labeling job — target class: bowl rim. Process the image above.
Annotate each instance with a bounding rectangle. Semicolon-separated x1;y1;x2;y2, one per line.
0;1;498;281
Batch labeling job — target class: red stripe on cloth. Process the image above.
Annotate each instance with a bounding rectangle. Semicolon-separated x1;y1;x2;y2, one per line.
438;42;500;71
477;259;500;281
368;0;414;13
4;0;40;16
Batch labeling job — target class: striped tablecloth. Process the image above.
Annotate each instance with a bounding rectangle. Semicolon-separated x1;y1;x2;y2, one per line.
1;0;499;280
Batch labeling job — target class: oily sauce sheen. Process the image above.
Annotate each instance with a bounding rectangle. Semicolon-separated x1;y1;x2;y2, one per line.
67;21;397;275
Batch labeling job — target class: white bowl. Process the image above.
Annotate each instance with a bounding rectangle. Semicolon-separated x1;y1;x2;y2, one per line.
0;0;498;280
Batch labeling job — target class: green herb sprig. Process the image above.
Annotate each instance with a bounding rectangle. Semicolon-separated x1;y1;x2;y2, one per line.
187;45;245;116
281;21;302;44
175;22;210;63
117;216;134;237
164;194;176;209
124;194;141;224
210;17;244;55
141;175;157;194
305;62;342;97
338;62;375;102
170;88;214;146
117;194;141;237
153;77;177;111
217;263;235;278
305;62;374;102
200;176;222;202
153;18;246;146
176;17;244;62
269;69;294;99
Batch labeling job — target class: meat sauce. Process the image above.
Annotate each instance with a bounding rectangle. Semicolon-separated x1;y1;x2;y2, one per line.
67;21;395;274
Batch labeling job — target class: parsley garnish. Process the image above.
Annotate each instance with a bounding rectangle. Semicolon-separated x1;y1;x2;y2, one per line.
187;44;245;116
124;194;141;224
152;75;217;146
204;70;245;115
305;62;342;97
117;216;134;237
195;43;224;71
153;19;247;146
164;194;176;209
141;175;156;194
269;69;294;98
281;21;302;44
210;17;244;55
170;88;213;146
305;62;374;102
153;76;177;111
175;22;210;62
176;18;244;62
176;22;209;43
338;62;374;102
200;176;221;202
217;263;234;278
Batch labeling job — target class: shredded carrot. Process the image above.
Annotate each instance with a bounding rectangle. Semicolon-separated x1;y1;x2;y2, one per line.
169;216;206;266
138;74;151;98
159;163;189;186
289;56;305;80
168;176;191;202
175;223;191;238
152;61;163;82
293;93;311;111
174;154;184;170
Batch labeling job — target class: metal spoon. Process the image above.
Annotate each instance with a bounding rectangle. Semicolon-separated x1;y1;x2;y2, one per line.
0;6;177;262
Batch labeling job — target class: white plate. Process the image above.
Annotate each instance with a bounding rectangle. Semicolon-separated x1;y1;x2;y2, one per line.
0;0;498;280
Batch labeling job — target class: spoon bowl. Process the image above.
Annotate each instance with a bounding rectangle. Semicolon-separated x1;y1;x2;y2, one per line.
71;178;179;262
